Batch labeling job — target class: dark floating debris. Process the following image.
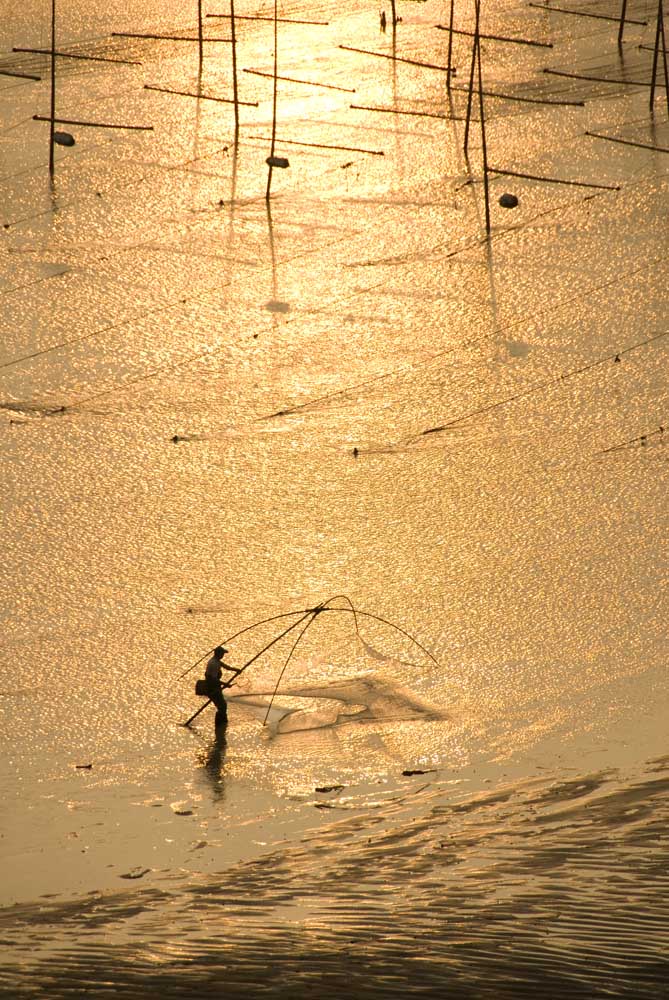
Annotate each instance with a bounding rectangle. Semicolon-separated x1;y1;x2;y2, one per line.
315;784;345;793
498;192;518;208
120;868;151;880
54;131;75;147
75;763;93;769
402;768;436;776
174;809;194;816
266;155;289;168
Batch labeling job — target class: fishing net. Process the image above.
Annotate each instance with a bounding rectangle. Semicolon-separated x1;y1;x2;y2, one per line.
230;672;447;735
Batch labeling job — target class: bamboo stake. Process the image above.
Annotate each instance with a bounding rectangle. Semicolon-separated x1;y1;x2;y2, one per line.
0;69;41;79
490;165;620;190
351;102;464;120
463;0;479;154
34;115;153;130
475;1;490;236
457;85;582;107
657;0;669;116
14;46;141;65
650;0;664;108
406;330;669;445
112;32;231;42
544;67;666;87
446;0;455;91
437;25;552;48
265;0;279;201
208;13;328;24
528;3;646;24
230;0;239;137
600;424;664;454
618;0;628;45
49;0;56;175
198;0;204;68
585;130;669;153
340;44;452;73
244;68;356;93
251;134;384;155
318;606;441;668
144;83;257;106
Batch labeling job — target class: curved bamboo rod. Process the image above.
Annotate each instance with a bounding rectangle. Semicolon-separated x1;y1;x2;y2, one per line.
262;606;323;725
179;596;441;727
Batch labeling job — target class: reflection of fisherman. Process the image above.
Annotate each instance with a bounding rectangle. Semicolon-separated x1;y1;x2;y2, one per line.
205;646;240;728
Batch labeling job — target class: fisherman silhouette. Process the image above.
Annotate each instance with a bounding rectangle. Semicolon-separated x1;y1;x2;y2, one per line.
204;646;240;728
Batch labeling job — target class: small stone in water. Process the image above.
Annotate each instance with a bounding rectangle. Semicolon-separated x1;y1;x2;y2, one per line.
498;192;518;209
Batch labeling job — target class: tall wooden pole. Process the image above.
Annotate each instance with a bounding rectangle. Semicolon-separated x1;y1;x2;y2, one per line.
230;0;239;137
447;0;455;91
476;2;490;236
660;0;669;116
49;0;56;174
265;0;278;200
650;0;664;109
618;0;628;46
197;0;204;69
464;0;480;153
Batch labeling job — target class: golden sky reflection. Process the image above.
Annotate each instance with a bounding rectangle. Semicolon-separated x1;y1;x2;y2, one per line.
0;14;668;998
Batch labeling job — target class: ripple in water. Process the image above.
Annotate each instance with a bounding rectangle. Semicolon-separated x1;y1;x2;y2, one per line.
1;755;667;998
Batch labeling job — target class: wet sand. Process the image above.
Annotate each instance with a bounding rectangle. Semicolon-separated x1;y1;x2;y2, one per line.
2;757;669;997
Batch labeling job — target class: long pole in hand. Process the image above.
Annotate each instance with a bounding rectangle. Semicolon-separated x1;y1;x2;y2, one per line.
181;607;320;726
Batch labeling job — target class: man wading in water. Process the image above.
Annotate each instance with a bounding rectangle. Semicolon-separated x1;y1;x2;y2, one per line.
205;646;240;728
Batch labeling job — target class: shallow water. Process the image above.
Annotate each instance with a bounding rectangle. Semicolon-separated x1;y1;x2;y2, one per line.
1;0;668;995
